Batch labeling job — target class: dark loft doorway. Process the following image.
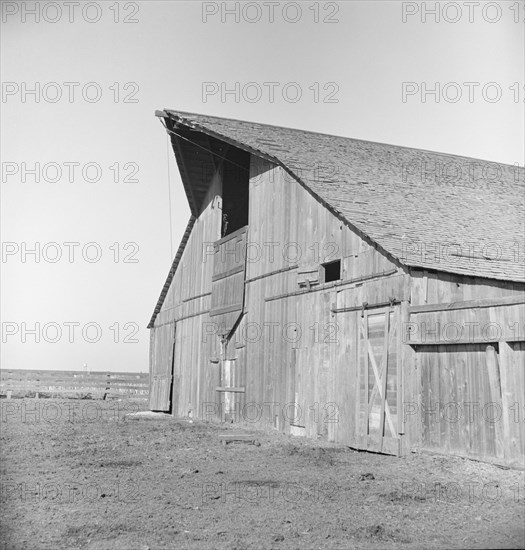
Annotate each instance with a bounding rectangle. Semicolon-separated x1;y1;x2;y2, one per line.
221;147;250;237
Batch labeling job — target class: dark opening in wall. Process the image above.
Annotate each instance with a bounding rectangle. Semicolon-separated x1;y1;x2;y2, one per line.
322;260;341;283
222;147;250;237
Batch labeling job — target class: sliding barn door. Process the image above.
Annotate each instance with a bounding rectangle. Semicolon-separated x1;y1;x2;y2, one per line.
288;348;308;433
416;342;525;465
149;323;176;412
210;226;248;338
357;306;401;455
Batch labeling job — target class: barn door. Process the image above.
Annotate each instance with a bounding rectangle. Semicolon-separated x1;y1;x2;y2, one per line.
210;226;248;338
357;306;401;455
149;323;175;412
217;342;247;422
417;342;524;464
287;348;308;435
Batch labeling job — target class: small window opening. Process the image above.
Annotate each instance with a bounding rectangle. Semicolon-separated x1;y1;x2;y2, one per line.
322;260;341;283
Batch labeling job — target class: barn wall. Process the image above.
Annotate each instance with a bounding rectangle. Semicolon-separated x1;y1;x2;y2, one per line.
410;270;524;305
151;167;222;417
238;157;402;449
150;151;525;467
402;271;525;466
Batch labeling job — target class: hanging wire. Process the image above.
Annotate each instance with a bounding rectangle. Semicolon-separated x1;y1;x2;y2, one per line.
161;117;253;260
159;118;250;173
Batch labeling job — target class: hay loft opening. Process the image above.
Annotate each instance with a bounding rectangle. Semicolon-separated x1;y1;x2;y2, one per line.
221;147;250;237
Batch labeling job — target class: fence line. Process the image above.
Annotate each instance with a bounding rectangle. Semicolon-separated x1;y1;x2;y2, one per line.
0;369;149;398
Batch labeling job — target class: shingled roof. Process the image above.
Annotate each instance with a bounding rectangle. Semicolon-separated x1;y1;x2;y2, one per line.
149;110;525;327
159;109;524;284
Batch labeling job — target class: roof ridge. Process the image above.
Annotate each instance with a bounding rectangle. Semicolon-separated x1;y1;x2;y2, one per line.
165;109;523;170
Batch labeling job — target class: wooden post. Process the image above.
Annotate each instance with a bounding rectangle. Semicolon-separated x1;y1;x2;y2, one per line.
362;312;369;445
103;374;111;401
218;336;227;422
485;345;504;459
496;343;514;461
398;301;409;456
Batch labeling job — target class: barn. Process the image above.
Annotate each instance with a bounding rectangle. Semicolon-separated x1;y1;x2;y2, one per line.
148;110;525;468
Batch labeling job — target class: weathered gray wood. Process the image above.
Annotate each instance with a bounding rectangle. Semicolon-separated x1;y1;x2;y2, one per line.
219;433;258;445
409;294;525;314
215;386;245;393
266;269;399;303
148;148;525;468
209;226;248;337
407;336;525;346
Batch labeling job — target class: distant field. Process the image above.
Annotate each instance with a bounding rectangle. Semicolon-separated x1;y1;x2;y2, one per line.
0;369;149;399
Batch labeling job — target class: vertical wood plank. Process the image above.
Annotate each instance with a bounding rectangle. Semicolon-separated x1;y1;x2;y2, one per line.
486;345;504;459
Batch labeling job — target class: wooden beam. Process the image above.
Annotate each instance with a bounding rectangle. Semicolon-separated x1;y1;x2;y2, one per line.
212;264;244;282
216;386;245;393
245;264;298;284
362;314;368;443
407;336;525;346
409;294;525;315
332;299;401;314
182;291;211;303
213;224;248;246
209;304;243;317
266;269;398;303
219;433;257;445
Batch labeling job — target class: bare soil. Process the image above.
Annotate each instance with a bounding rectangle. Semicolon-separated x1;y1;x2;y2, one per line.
1;398;524;550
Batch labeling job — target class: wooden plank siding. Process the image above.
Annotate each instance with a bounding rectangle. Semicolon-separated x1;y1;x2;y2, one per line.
210;226;248;337
151;152;525;466
240;158;401;450
402;271;525;466
153;164;222;420
149;323;175;411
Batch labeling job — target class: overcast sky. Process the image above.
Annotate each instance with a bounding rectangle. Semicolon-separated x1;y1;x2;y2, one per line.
1;0;523;372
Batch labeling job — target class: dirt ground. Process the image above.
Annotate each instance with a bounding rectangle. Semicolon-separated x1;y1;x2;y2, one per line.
1;398;524;550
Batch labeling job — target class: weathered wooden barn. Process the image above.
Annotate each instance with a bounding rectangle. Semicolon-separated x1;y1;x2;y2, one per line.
148;110;525;468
